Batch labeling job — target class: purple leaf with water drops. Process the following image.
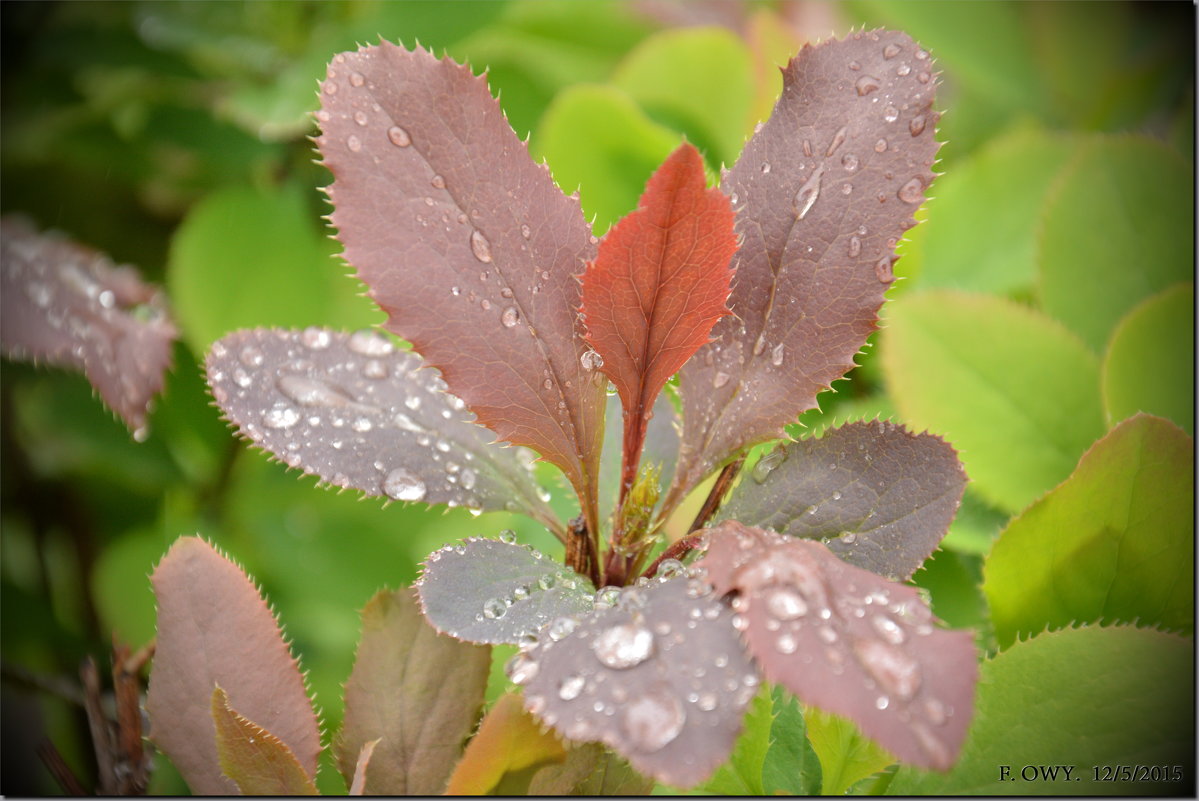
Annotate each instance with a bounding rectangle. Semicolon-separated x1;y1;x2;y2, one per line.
719;421;967;581
697;521;976;772
317;41;606;537
206;327;555;527
667;30;942;511
513;576;760;788
0;217;177;433
416;537;595;645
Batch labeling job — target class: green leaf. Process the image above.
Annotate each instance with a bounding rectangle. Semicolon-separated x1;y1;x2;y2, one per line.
211;686;318;796
612;27;754;168
888;626;1194;795
939;488;1010;556
983;414;1194;650
167;182;380;352
762;687;822;796
444;692;567;795
533;84;682;234
881;291;1105;513
698;688;772;795
805;706;894;796
1037;137;1194;352
528;744;653;795
1101;283;1194;435
903;124;1074;295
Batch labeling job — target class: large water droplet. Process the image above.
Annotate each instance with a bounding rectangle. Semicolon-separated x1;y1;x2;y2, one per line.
349;71;365;87
387;126;411;147
505;651;538;684
580;350;604;371
898;177;924;204
483;597;506;619
383;468;427;502
909;115;927;137
752;449;785;483
592;624;654;669
876;255;896;284
655;559;685;581
278;375;356;408
826;126;848;157
301;326;332;350
348;329;393;356
883;105;900;123
854;75;882;96
346;135;362;152
793;165;825;220
883;42;902;59
430;174;446;189
622;689;685;752
594;586;621;610
469;229;492;263
855;638;920;699
263;407;300;429
767;588;808;620
501;306;520;328
558;674;586;701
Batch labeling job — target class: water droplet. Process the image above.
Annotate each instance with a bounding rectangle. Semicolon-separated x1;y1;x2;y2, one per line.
770;342;785;367
883;43;902;59
430;174;446;189
840;531;858;546
353;110;368;127
558;674;586;701
909;115;927;137
761;162;771;174
363;360;387;379
883;105;899;123
924;698;947;725
875;255;896;283
505;651;538;684
469;229;492;263
875;139;888;153
349;71;365;87
580;350;604;370
826;126;848;156
348;329;393;356
655;559;685;581
623;689;685;752
819;626;838;644
752;448;785;482
501;306;520;328
897;63;912;77
460;468;476;490
520;223;532;239
548;616;578;642
848;235;862;258
872;614;906;644
594;586;621;610
387;126;411;147
767;588;808;621
855;639;920;699
898;177;924;204
854;75;882;96
263;407;300;429
278;374;356;408
775;633;798;654
383;468;426;502
876;695;890;710
848;60;861;71
513;584;530;601
238;346;263;368
917;71;931;84
713;371;730;388
915;49;929;60
483;597;507;619
322;80;338;95
301;326;332;350
697;693;718;712
592;624;654;669
793;165;825;220
352;417;373;432
346;135;362;152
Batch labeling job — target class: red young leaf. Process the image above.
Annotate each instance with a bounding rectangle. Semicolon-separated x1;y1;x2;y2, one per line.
146;537;321;794
668;31;942;510
0;217;176;433
317;42;605;534
581;143;736;499
210;686;318;796
697;521;976;772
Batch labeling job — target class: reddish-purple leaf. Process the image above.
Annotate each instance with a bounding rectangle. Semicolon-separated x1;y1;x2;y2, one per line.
348;739;379;796
514;577;759;788
210;686;318;796
146;537;320;795
206;327;555;527
0;217;176;433
720;421;967;580
317;42;605;533
668;31;941;509
581;143;736;498
336;587;490;795
697;521;975;772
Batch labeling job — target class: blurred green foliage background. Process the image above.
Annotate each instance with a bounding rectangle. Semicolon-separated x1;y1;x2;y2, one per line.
1;1;1192;795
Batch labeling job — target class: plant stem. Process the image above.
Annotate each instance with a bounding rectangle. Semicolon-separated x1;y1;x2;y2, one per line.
639;531;709;580
687;454;745;533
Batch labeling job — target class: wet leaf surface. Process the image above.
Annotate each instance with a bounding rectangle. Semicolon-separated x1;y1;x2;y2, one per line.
206;327;554;525
671;30;941;508
720;421;967;580
336;587;490;794
1;217;176;432
417;537;595;645
317;41;605;522
210;687;318;796
581;142;736;495
146;537;320;795
515;576;759;788
698;521;976;771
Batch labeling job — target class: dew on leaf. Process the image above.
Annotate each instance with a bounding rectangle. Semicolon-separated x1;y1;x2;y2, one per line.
263;407;300;429
770;342;785;367
483;598;507;619
592;624;654;669
558;674;586;701
580;350;604;370
469;229;493;263
766;588;807;620
793;165;825;220
622;689;685;752
498;529;517;544
872;614;906;644
883;42;902;59
898;177;924;204
826;126;848;156
348;329;393;356
501;306;520;328
346;135;362;152
301;326;332;350
387;125;411;147
848;235;862;257
353;110;368;126
382;467;427;501
594;586;621;610
713;371;730;388
842;153;860;172
277;374;356;408
909;115;927;137
349;71;365;87
505;651;538;684
854;75;881;96
775;633;798;654
855;638;921;699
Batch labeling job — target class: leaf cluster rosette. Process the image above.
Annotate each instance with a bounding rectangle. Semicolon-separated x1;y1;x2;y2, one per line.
199;28;977;789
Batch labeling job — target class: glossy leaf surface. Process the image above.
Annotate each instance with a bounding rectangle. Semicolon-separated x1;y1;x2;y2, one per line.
720;420;967;581
336;587;490;794
417;537;595;645
146;537;320;795
317;42;605;523
699;522;975;771
211;687;318;796
1;218;176;431
983;414;1193;649
671;30;941;507
518;576;759;787
206;327;553;524
582;142;735;494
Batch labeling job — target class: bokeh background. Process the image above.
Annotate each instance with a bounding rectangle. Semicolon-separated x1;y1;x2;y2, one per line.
2;1;1192;795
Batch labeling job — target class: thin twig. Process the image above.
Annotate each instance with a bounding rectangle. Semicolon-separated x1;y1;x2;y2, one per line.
640;531;708;581
37;740;88;796
687;454;745;534
81;656;116;795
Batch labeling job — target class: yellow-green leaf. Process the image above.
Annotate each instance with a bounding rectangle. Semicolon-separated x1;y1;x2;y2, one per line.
211;687;318;796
